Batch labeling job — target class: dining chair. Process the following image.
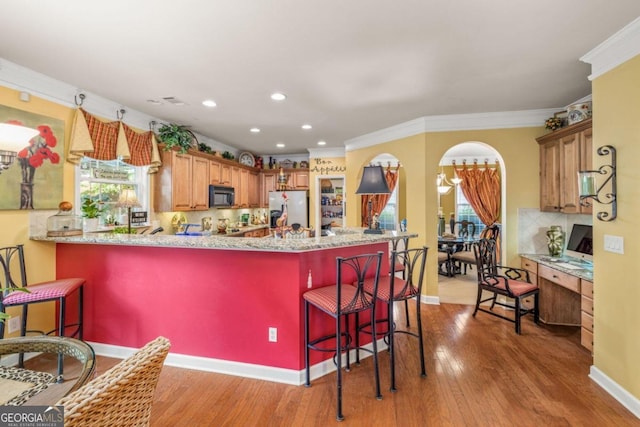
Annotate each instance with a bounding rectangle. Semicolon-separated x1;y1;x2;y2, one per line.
0;245;85;379
359;246;428;391
303;252;383;421
450;221;477;275
472;238;539;334
55;336;170;427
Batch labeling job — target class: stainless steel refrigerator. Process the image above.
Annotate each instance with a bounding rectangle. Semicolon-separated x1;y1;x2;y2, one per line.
269;191;309;228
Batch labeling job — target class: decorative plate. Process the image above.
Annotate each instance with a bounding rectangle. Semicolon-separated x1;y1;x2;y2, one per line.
238;152;255;167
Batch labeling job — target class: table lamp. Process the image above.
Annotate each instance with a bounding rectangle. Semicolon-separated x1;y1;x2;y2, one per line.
356;165;391;234
116;188;141;234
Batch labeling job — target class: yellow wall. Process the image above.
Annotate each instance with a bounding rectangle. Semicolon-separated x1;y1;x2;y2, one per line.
346;127;541;297
591;54;640;399
0;86;76;336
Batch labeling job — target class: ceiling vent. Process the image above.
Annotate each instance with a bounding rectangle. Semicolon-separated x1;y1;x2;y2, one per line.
161;96;186;106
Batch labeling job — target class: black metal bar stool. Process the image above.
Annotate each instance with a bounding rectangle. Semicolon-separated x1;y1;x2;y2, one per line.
0;245;85;380
303;251;384;421
359;246;428;391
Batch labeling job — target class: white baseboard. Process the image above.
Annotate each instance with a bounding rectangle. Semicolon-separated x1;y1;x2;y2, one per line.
590;365;640;419
89;338;389;387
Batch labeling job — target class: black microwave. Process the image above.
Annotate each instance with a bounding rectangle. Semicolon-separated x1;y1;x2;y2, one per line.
209;185;235;207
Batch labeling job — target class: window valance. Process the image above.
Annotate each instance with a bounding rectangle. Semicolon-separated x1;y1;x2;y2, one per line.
68;108;161;173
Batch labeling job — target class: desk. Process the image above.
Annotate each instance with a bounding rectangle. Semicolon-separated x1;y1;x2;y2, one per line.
520;254;594;352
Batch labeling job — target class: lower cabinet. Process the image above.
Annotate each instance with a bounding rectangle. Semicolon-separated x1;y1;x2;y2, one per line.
580;279;594;352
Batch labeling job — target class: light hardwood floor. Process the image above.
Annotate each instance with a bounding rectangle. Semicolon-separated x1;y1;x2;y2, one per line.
25;284;639;426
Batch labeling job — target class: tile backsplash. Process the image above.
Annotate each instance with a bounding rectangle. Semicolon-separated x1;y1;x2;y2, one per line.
517;208;592;255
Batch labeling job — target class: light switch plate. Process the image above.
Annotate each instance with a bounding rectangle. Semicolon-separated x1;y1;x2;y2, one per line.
604;234;624;254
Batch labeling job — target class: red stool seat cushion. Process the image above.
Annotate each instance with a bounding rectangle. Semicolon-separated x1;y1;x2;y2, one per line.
3;278;85;305
303;285;370;315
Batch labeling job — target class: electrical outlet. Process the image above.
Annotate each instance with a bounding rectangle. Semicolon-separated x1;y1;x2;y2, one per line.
268;327;277;342
8;316;21;334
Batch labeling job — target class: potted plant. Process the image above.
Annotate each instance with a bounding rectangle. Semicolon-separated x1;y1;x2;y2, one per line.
157;123;197;153
81;198;102;231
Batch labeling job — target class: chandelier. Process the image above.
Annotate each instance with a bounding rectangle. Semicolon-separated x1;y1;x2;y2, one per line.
436;163;461;195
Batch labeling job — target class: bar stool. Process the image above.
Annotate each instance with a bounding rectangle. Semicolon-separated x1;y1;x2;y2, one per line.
359;246;428;391
303;251;383;421
0;245;85;379
390;236;412;325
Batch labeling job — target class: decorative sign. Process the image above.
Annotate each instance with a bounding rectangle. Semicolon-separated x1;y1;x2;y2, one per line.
93;168;130;180
311;158;346;174
130;211;147;224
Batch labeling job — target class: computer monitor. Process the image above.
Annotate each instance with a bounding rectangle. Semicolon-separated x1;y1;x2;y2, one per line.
565;224;593;262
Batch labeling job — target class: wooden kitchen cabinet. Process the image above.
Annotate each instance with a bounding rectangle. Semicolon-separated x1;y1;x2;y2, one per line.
289;169;309;189
581;279;594;352
210;160;221;185
520;258;538;309
537;119;592;214
248;170;260;207
155;150;210;212
260;171;277;207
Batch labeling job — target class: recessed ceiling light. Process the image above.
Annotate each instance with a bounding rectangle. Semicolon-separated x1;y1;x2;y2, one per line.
302;124;312;130
146;99;162;105
202;99;217;107
270;92;286;101
276;143;285;148
250;127;261;133
317;140;326;146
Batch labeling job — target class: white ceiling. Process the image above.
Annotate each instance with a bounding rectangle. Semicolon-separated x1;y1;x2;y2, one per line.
1;1;639;155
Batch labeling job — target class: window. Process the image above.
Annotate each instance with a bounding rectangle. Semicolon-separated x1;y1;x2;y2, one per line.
378;184;398;231
455;185;485;236
75;158;149;227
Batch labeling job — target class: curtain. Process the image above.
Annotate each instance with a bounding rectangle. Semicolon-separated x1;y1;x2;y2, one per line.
456;161;501;254
68;108;161;173
360;165;399;227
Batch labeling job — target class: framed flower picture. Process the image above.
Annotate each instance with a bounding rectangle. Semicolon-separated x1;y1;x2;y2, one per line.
0;105;64;210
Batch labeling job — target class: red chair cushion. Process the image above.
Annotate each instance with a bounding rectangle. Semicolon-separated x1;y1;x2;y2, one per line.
485;277;537;297
361;277;416;302
3;278;85;305
303;285;370;315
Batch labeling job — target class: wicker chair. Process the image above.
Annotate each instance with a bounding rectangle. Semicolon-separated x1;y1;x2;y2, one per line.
55;336;171;427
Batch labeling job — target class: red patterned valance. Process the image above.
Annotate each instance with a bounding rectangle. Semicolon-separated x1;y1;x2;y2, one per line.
68;108;161;173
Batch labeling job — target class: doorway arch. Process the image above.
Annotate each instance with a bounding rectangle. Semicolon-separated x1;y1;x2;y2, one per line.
437;141;506;304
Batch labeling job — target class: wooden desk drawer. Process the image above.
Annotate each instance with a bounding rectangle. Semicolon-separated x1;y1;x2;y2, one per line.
581;311;594;332
581;295;594;315
538;265;580;293
521;258;537;275
581;279;593;297
581;327;593;352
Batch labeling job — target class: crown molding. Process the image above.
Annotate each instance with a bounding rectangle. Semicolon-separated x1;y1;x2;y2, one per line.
307;147;345;158
581;17;640;80
345;109;556;152
0;57;236;153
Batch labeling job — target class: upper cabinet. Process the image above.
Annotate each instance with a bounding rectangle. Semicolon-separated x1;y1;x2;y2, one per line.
155;149;210;212
289;169;310;190
537;119;592;214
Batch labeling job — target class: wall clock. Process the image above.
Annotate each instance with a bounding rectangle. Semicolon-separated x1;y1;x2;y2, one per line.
238;152;255;167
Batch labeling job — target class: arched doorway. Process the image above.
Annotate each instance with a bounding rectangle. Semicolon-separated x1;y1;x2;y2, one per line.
437;142;505;305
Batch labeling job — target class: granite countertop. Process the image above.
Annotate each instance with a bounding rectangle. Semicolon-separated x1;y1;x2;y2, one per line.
520;253;593;281
31;228;418;253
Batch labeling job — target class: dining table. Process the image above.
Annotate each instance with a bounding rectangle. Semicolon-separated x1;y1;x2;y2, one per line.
0;336;95;406
437;235;478;276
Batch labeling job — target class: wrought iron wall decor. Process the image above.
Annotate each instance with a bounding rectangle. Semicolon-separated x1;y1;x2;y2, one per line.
578;145;616;221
